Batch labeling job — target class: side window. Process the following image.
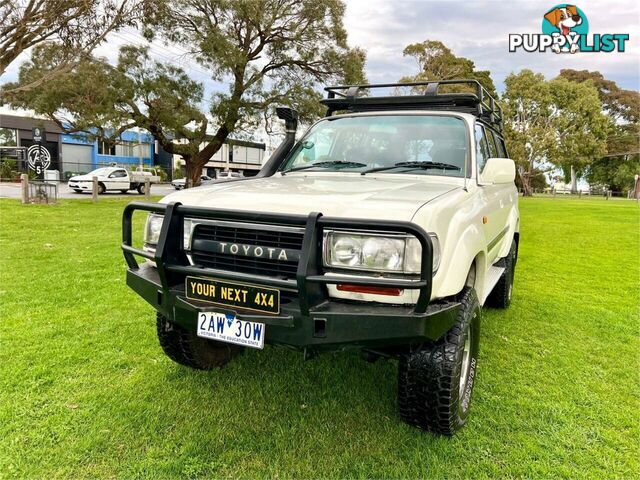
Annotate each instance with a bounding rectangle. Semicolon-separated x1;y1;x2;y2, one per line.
110;169;127;178
492;132;507;158
474;124;490;174
485;128;498;158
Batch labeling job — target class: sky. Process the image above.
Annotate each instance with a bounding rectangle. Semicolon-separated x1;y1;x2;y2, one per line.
1;0;639;118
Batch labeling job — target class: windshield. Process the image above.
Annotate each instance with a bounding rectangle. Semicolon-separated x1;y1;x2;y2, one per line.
280;115;469;177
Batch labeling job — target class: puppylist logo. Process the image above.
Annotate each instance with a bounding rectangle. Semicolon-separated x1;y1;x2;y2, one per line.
509;5;629;54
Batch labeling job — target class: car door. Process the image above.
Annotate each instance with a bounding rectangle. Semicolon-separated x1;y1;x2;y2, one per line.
475;123;508;264
107;169;130;190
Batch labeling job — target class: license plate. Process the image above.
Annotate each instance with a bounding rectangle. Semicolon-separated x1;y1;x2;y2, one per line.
197;312;265;349
185;276;280;314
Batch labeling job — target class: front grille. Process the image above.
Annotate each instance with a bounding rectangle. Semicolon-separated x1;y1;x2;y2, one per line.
190;222;304;280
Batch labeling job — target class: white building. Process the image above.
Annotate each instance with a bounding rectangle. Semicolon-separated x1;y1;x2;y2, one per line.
172;138;266;178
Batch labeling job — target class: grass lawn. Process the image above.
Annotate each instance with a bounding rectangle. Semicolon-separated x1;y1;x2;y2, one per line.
0;196;638;479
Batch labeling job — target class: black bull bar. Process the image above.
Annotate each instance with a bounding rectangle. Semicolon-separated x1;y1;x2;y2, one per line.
121;201;435;316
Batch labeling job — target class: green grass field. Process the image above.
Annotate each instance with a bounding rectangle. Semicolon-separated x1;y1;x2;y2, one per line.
0;197;638;479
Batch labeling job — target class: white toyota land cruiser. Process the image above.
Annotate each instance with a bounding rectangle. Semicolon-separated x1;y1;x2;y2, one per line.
122;80;519;435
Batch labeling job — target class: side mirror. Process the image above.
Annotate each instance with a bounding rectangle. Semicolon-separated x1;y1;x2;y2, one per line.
480;157;516;184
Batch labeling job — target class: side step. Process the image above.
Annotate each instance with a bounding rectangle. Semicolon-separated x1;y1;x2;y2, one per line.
481;265;505;304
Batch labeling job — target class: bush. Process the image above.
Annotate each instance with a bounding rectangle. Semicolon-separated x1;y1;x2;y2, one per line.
0;158;17;181
172;168;184;180
155;167;168;182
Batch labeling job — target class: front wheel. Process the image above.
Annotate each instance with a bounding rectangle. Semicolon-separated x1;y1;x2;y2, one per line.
398;287;481;435
156;313;240;370
97;183;106;195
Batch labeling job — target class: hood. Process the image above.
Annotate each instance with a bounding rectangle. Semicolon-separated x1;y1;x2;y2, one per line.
161;173;460;221
69;174;93;181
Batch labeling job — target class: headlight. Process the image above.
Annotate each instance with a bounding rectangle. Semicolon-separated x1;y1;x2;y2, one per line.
183;219;195;250
324;231;440;274
144;214;164;245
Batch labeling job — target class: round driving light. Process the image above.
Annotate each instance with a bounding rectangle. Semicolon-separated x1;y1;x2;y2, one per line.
332;236;361;266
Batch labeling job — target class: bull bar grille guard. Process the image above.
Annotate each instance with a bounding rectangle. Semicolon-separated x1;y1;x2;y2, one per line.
122;201;434;315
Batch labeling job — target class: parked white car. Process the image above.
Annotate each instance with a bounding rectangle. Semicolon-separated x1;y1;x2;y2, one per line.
69;167;159;194
217;171;242;180
123;80;519;436
171;175;214;190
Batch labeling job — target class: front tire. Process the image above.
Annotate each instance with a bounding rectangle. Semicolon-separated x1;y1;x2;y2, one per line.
156;313;240;370
97;183;106;195
486;239;517;309
398;287;481;435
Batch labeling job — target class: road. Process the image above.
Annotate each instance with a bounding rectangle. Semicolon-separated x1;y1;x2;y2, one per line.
0;182;177;199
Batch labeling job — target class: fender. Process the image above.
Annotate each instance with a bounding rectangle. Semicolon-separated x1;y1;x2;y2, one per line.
436;222;487;299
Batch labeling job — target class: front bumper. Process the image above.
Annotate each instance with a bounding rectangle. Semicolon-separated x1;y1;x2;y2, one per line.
122;201;459;351
129;264;459;350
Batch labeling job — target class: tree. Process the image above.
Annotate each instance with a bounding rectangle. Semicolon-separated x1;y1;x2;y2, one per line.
501;70;555;196
0;0;139;91
4;0;366;186
559;69;639;192
149;0;365;185
547;77;611;193
400;40;496;97
559;69;639;123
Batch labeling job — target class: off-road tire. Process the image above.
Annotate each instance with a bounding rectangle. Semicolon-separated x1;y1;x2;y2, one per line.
97;183;106;194
156;313;240;370
485;239;517;309
398;287;481;435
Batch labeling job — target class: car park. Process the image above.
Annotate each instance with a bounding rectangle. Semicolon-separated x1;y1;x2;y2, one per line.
69;167;159;194
122;80;519;435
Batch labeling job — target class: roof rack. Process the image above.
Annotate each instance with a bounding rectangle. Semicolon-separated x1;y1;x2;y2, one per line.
321;79;503;131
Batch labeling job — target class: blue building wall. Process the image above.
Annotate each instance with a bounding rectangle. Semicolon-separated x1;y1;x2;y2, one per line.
60;131;154;169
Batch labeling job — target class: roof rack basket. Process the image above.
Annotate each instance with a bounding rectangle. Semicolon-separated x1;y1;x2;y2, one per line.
322;79;503;131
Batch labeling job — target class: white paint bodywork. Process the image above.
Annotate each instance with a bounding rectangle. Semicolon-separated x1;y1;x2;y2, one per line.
157;111;519;306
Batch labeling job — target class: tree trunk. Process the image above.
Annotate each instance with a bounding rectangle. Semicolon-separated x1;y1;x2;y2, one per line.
570;165;578;194
186;141;226;187
518;165;533;197
184;158;198;189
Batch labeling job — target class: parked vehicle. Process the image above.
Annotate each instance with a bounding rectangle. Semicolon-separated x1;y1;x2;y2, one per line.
122;80;519;435
69;167;159;194
217;171;242;181
171;175;214;190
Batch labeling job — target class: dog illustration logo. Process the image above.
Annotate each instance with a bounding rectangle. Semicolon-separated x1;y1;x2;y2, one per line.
510;5;628;54
542;4;588;53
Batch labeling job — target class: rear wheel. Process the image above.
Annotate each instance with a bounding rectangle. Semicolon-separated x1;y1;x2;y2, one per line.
398;287;481;435
137;184;146;195
486;239;517;309
156;313;240;370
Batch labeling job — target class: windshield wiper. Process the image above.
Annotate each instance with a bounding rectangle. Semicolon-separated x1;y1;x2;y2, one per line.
281;160;367;174
361;161;461;175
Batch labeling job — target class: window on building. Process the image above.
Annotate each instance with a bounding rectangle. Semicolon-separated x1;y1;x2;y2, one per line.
0;128;17;147
98;141;116;156
116;141;136;157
